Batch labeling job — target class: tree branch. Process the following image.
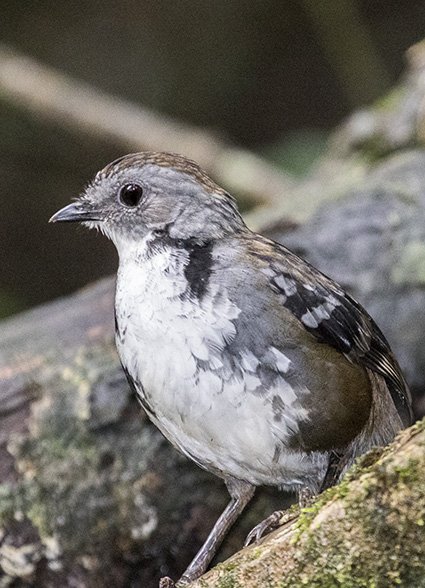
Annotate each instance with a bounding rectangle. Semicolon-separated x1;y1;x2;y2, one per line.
0;44;293;209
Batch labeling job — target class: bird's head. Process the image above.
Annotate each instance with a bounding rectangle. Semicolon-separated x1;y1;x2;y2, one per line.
50;152;244;254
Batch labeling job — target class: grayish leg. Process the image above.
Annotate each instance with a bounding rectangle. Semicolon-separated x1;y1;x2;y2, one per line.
170;478;255;587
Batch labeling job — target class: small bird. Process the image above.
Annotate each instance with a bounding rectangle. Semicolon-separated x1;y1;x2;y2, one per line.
51;152;413;587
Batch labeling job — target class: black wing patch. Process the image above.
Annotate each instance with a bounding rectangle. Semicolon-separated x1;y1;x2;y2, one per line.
257;240;413;427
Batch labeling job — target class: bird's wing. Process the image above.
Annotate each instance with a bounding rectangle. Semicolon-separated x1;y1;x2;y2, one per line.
252;237;413;427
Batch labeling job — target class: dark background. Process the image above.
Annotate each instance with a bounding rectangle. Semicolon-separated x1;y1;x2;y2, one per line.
1;0;425;317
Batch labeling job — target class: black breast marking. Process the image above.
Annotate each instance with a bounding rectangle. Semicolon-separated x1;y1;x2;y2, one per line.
184;240;213;299
145;231;213;300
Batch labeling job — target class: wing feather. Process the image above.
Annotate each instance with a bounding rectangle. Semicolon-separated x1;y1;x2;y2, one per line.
251;237;413;427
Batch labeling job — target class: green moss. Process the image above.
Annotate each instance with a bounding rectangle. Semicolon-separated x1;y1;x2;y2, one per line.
0;484;16;526
275;424;425;587
392;458;421;484
284;457;425;585
210;559;245;588
249;547;262;560
292;476;352;544
216;572;240;588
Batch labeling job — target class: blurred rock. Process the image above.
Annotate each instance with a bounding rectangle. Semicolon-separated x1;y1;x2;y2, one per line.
330;40;425;157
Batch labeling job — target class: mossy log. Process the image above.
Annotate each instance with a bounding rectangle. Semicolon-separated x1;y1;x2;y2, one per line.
192;420;425;588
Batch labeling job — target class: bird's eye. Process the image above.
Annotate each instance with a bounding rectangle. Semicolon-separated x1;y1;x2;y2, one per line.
119;183;144;207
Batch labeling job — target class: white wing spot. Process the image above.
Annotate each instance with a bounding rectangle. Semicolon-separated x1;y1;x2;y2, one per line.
312;304;331;321
261;267;276;277
274;275;297;296
301;312;319;328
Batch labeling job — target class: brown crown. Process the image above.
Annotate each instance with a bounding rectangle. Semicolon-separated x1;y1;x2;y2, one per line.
98;151;228;196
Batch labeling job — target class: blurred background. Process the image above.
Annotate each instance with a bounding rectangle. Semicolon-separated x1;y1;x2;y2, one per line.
1;0;425;318
1;4;425;586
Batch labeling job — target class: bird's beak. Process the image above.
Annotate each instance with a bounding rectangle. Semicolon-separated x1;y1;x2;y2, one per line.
49;202;102;223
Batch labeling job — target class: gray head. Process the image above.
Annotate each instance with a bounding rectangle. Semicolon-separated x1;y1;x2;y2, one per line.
50;152;245;253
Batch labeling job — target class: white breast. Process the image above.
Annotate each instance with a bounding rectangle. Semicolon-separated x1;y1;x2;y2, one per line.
114;238;327;490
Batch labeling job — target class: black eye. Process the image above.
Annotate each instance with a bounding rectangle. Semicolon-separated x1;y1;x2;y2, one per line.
119;183;143;207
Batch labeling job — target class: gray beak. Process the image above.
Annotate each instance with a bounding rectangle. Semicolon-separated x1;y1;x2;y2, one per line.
49;202;102;223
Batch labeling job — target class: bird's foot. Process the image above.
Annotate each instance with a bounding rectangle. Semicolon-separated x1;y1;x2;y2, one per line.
244;509;295;546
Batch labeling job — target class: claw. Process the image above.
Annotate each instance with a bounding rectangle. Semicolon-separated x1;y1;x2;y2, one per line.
244;510;285;546
244;524;263;547
159;577;176;588
159;575;194;588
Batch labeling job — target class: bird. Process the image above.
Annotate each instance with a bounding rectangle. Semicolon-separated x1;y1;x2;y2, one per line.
50;151;413;587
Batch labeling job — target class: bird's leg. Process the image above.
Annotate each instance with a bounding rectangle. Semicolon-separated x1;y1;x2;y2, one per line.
165;478;255;587
245;451;351;547
320;450;348;492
